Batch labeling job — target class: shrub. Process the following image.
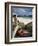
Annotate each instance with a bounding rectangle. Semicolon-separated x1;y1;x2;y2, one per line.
27;24;32;32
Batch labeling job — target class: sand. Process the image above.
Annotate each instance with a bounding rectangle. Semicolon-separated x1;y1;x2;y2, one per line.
17;17;32;25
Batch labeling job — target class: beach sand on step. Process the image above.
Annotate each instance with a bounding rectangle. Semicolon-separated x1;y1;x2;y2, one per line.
17;17;32;25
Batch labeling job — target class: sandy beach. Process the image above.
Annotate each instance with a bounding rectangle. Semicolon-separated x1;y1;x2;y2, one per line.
17;17;32;25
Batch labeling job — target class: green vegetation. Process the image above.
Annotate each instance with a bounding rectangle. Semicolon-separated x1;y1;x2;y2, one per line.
17;20;32;33
15;22;32;37
25;23;32;35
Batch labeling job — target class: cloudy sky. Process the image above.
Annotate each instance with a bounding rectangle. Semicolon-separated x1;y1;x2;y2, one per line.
11;7;33;16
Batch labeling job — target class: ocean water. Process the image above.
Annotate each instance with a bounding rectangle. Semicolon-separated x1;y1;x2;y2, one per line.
17;16;32;19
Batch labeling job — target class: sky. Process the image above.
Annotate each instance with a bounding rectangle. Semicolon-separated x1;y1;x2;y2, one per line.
11;7;33;16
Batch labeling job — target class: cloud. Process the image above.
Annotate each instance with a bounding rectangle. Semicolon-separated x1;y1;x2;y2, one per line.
11;7;32;16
